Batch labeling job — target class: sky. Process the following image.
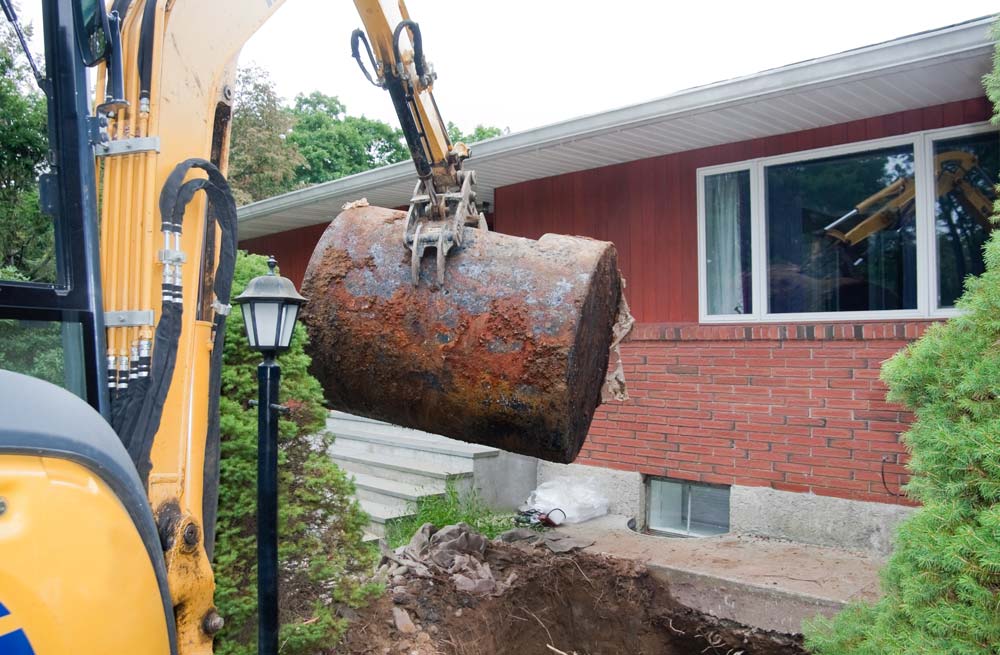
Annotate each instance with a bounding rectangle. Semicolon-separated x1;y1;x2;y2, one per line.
12;1;1000;134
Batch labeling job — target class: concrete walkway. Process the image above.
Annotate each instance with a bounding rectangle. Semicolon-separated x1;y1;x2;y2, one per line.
558;515;885;634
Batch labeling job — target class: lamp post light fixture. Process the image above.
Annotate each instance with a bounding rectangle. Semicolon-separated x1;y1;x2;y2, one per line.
233;255;307;655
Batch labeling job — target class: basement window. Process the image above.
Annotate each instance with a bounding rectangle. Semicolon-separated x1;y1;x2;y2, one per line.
647;478;730;537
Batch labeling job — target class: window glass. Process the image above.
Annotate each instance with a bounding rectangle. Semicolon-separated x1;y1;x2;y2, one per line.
765;145;917;314
687;483;730;535
648;478;729;537
648;477;684;533
933;132;999;308
705;170;752;315
0;319;86;399
1;32;54;285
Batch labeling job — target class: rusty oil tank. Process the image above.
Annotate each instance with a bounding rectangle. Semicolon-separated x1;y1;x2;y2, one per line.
301;205;627;463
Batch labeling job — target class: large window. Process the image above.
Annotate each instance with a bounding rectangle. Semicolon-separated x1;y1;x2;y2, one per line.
698;125;999;321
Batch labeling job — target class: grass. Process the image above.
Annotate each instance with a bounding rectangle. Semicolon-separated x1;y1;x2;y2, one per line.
384;481;517;548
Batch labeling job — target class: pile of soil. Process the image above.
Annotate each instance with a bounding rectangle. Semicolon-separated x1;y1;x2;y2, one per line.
340;536;806;655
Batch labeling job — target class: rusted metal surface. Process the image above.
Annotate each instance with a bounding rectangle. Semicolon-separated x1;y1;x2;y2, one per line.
301;206;624;463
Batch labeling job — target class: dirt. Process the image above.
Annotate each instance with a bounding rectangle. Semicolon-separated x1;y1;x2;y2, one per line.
338;540;807;655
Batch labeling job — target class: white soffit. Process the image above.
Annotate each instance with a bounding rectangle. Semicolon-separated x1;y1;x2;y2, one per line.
238;16;996;240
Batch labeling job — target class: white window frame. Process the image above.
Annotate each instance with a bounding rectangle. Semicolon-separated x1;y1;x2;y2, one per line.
697;122;997;323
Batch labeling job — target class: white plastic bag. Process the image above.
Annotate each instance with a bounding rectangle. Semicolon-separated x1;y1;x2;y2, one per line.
524;477;609;524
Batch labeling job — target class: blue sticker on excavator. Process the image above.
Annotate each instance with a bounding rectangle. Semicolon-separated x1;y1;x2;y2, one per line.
0;603;36;655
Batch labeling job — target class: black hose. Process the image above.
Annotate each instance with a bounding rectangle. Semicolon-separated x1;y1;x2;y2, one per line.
350;29;381;88
392;20;424;79
200;167;238;560
137;0;157;104
113;159;238;499
110;0;133;20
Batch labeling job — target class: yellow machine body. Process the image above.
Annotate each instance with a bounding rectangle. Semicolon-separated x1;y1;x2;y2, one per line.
0;454;170;654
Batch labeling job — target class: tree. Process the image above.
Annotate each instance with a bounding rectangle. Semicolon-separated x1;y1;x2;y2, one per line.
227;67;503;203
287;91;407;186
447;121;504;145
803;21;1000;654
227;66;304;205
212;252;379;655
0;11;52;281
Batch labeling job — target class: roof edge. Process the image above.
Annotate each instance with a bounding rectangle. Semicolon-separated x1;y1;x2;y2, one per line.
238;15;996;226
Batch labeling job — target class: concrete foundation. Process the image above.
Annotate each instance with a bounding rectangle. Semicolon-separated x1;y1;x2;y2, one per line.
538;462;914;555
536;460;643;519
730;486;915;556
474;452;538;510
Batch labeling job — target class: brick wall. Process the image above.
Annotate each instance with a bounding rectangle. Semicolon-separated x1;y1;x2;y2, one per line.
580;321;934;506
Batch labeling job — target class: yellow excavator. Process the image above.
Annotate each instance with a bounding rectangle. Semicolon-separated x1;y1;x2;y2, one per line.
0;1;585;653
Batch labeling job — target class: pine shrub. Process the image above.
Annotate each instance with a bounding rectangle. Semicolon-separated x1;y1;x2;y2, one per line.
804;23;1000;654
212;252;379;654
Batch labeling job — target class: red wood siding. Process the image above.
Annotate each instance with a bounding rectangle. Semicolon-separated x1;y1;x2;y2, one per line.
240;222;328;287
493;97;992;324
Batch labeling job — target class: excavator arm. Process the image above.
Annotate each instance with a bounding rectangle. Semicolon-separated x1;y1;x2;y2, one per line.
351;0;487;285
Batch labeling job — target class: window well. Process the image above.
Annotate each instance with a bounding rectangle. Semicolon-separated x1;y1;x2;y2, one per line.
647;478;730;537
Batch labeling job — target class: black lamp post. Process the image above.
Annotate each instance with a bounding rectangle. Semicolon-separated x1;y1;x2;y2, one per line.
233;256;306;655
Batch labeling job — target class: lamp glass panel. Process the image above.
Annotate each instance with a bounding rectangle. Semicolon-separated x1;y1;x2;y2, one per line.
252;301;281;349
278;304;299;349
240;303;257;348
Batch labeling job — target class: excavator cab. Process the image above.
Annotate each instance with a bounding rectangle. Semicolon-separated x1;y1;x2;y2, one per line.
0;0;112;415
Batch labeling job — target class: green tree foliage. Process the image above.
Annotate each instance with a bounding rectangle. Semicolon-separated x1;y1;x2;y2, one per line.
447;121;504;145
804;22;1000;654
227;66;504;203
227;66;305;206
212;252;379;655
287;91;408;186
0;13;52;281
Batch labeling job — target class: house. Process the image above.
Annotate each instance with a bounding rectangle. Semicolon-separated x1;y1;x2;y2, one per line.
237;17;997;554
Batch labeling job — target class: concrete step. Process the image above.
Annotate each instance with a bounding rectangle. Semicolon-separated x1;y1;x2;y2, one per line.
351;471;445;507
331;445;473;487
327;411;538;536
326;412;499;469
359;497;414;538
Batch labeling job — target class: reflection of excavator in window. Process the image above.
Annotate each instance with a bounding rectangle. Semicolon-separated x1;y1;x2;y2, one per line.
782;149;996;313
823;150;996;247
0;2;624;654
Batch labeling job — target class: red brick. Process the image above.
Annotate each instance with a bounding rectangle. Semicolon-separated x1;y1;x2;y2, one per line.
581;322;932;504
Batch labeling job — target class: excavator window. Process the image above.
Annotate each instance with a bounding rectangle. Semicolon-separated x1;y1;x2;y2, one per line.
765;144;917;314
0;318;87;399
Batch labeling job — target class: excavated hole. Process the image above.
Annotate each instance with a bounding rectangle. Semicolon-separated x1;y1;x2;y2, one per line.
341;545;807;655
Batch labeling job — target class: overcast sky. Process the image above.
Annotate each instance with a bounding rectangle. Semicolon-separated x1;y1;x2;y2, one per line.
14;1;999;134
